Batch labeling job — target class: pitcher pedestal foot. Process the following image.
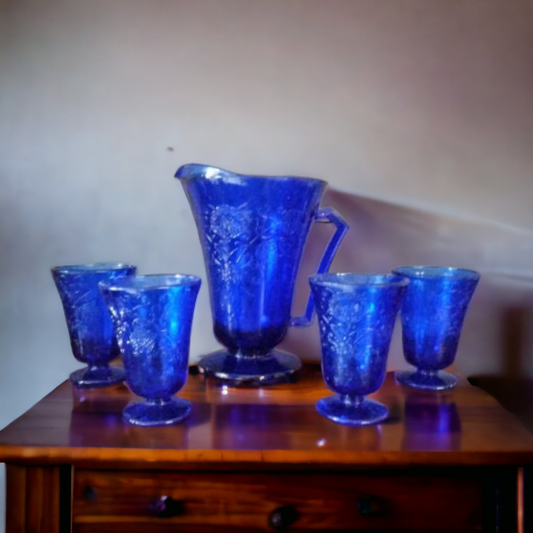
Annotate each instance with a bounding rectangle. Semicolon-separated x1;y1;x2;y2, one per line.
198;350;301;385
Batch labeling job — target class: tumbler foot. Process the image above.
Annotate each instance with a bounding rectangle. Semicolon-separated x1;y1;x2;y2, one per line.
316;395;389;426
396;369;457;391
123;397;192;427
70;365;125;389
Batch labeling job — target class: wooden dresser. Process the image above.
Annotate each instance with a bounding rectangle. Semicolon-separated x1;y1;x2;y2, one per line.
1;365;532;532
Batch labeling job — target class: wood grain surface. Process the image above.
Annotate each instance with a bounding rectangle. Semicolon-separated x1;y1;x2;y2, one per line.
6;465;61;532
1;366;533;469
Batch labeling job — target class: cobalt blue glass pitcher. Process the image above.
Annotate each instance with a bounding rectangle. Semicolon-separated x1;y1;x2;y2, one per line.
175;164;349;383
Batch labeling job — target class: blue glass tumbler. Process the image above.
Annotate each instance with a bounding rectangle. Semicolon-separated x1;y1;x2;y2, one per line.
100;275;201;426
176;164;348;384
393;266;480;391
310;273;408;426
52;263;136;388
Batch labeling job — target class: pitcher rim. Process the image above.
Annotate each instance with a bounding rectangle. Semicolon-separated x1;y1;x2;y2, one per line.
175;163;327;185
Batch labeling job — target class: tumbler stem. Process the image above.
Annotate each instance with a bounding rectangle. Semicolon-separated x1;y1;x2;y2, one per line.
233;350;269;359
88;364;107;372
341;394;365;407
147;398;172;406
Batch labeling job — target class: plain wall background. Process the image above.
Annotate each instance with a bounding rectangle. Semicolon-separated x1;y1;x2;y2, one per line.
1;0;533;527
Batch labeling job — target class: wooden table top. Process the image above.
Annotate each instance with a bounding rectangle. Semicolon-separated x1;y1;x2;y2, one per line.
1;365;533;470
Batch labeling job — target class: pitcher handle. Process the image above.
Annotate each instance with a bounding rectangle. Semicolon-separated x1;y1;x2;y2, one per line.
290;207;349;327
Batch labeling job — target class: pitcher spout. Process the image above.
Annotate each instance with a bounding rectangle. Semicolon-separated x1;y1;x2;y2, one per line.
175;163;233;181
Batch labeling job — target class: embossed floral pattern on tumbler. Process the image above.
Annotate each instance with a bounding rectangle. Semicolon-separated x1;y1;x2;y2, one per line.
175;164;348;383
310;274;408;426
393;266;480;392
51;263;136;389
100;275;201;426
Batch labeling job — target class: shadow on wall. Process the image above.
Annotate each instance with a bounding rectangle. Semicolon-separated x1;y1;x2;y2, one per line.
281;187;533;380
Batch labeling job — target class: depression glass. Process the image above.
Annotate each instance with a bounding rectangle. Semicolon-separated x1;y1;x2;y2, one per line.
310;273;408;426
175;164;348;383
393;266;480;391
100;274;201;426
52;263;136;388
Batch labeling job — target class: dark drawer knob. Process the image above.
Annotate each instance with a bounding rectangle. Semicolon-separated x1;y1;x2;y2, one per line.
83;486;96;501
148;496;184;518
269;505;299;529
357;496;388;516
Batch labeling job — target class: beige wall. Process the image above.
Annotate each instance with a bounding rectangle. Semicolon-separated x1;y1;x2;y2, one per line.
1;0;533;527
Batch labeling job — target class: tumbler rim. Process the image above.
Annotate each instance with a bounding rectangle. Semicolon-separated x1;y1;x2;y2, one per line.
392;266;480;280
310;272;409;289
51;262;136;274
100;274;201;292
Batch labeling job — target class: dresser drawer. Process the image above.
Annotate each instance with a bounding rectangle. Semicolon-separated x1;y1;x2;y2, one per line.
72;469;483;532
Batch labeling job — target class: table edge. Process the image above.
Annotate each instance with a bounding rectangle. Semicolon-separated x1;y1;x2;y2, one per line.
1;444;533;469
